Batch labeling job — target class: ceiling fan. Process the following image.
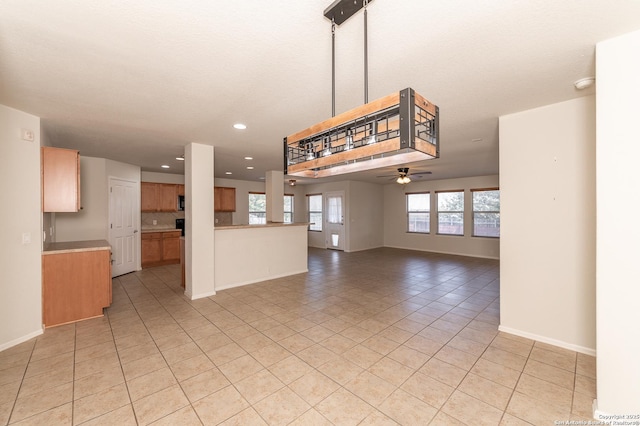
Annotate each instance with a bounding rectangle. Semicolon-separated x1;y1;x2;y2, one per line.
376;167;432;184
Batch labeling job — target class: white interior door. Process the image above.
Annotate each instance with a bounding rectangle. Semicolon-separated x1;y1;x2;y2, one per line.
325;191;345;250
109;178;139;277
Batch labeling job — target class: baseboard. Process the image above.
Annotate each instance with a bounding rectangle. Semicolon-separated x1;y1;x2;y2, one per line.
383;244;500;260
498;325;596;356
215;268;309;292
0;328;44;352
186;289;217;300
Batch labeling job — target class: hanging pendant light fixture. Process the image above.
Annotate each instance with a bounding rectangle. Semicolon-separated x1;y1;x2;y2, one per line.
284;0;440;179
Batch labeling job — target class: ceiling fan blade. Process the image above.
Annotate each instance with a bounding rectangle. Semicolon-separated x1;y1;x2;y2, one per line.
409;171;432;176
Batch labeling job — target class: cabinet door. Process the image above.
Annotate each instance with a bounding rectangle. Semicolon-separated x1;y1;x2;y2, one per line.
162;232;181;262
42;249;111;327
177;184;185;196
141;183;159;212
141;232;162;266
42;147;80;212
221;187;236;212
159;184;178;212
214;187;236;212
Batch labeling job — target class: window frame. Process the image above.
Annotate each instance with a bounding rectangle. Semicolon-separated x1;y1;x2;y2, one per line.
248;192;266;225
307;193;323;232
284;193;294;224
406;192;431;234
471;187;500;238
436;190;465;236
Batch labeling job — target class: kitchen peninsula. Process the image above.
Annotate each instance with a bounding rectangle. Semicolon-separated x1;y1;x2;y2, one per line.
42;240;112;327
212;222;308;291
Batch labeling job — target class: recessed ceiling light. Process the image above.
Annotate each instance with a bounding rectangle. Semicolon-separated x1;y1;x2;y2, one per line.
244;156;253;160
225;171;232;175
161;165;170;169
247;166;254;170
176;155;184;161
233;123;247;130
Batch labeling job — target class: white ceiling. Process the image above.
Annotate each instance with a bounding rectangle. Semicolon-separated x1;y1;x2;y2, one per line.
1;1;639;184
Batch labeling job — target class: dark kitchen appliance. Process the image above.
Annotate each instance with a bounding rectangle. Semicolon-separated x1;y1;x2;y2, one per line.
177;195;185;211
175;218;185;236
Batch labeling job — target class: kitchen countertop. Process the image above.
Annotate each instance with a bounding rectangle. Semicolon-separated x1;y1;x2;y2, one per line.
215;222;309;230
141;228;182;234
43;239;111;255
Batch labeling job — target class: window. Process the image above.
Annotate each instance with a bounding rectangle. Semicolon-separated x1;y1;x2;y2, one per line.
472;188;500;237
326;195;342;224
248;192;266;224
284;194;294;223
437;190;464;235
307;194;322;231
406;192;430;233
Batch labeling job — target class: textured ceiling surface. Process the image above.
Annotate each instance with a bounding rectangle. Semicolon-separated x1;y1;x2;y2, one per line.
1;1;639;184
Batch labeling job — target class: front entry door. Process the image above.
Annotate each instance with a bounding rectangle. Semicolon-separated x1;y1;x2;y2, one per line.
324;191;345;251
109;178;139;277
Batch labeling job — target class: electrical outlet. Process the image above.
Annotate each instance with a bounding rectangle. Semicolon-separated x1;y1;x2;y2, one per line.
21;128;34;142
152;219;158;225
22;232;31;244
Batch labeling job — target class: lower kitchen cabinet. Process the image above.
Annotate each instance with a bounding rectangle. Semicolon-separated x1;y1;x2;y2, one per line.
142;230;182;267
42;243;112;328
162;232;180;262
141;232;162;266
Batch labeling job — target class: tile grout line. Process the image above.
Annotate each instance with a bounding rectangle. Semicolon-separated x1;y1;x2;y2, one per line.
5;337;37;426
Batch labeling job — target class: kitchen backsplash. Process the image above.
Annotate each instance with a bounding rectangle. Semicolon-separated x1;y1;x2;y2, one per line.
141;212;185;230
215;212;232;226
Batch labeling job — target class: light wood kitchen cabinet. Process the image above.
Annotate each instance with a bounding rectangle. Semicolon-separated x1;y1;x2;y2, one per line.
162;231;181;262
42;245;111;327
141;232;162;266
42;146;80;212
159;184;178;212
141;182;180;212
214;186;236;212
142;230;182;267
141;182;159;212
177;184;185;196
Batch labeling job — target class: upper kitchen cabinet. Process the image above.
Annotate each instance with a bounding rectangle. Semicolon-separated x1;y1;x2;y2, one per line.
159;184;178;211
141;182;159;212
141;182;180;212
177;184;185;196
42;146;80;212
214;186;236;212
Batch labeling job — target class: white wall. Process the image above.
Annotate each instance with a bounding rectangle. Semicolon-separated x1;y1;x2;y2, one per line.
56;156;108;241
107;159;140;183
499;95;596;354
215;225;308;290
595;29;640;417
0;105;43;350
384;175;500;259
56;157;140;242
141;171;184;184
347;181;384;252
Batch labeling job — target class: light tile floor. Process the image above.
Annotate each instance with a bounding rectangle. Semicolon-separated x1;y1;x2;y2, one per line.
0;247;597;425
